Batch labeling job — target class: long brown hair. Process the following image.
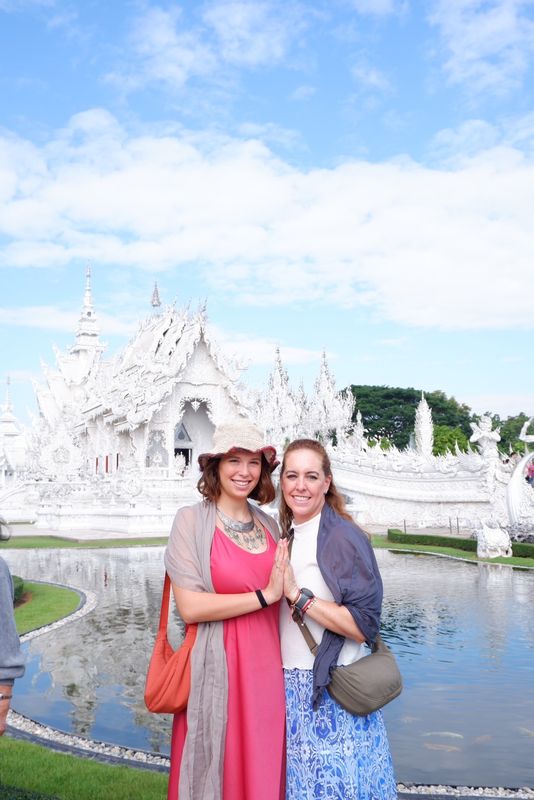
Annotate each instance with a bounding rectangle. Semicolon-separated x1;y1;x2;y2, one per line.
279;438;353;535
198;453;276;505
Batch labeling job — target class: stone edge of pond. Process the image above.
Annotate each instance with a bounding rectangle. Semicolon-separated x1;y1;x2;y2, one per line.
17;580;92;639
386;548;534;570
397;787;534;799
9;579;171;772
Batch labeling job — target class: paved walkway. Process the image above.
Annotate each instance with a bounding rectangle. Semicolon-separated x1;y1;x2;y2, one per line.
8;522;168;540
9;521;473;541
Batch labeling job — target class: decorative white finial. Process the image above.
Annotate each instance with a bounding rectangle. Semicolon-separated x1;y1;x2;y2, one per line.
4;376;13;413
84;265;92;305
151;282;161;308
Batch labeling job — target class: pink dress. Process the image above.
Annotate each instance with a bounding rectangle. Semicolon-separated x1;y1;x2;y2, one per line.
168;527;285;800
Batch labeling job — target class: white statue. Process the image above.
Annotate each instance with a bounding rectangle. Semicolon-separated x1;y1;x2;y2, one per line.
475;522;512;559
174;452;186;476
470;415;501;459
519;417;534;446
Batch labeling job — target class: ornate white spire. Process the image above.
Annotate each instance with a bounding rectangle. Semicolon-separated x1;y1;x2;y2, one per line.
151;281;161;308
295;380;309;437
256;348;299;444
72;266;101;353
308;351;354;441
415;392;433;458
0;375;20;436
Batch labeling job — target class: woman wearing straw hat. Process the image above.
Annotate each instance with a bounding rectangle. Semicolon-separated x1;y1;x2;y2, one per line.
164;419;288;800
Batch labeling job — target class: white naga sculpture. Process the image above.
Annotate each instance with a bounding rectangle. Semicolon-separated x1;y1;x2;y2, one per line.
475;522;513;559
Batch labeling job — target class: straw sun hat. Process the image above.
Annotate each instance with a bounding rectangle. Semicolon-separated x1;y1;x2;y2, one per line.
198;419;278;472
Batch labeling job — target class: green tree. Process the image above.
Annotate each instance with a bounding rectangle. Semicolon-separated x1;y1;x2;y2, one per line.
496;412;531;454
433;425;469;456
347;385;473;450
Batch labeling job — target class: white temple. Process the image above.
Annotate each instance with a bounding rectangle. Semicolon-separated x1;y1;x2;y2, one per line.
0;378;27;488
1;271;533;535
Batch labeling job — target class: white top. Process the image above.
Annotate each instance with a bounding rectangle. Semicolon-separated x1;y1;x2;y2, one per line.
280;512;366;669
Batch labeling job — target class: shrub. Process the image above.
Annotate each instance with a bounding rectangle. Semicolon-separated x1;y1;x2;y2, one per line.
0;786;59;800
387;529;534;559
511;541;534;558
12;575;25;604
387;529;477;552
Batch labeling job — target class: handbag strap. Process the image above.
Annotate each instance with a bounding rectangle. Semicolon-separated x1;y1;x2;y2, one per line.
285;530;319;657
157;572;172;634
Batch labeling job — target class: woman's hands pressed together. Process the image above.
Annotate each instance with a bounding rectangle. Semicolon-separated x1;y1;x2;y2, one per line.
283;559;299;605
263;539;289;605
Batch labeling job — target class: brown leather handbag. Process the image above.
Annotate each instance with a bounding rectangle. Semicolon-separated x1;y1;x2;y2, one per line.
144;572;197;714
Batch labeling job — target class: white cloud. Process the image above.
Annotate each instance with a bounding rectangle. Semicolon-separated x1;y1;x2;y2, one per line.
107;1;305;93
290;84;316;101
463;392;534;418
2;109;534;331
0;0;53;10
0;304;136;336
203;1;303;67
428;114;534;165
237;121;302;149
208;323;322;366
351;63;391;93
429;0;534;95
351;0;403;14
106;6;216;91
376;337;408;347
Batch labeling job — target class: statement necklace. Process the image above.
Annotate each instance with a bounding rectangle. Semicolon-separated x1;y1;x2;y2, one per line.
216;506;254;533
216;505;266;552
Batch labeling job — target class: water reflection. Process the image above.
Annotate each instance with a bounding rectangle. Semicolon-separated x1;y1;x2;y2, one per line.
380;553;534;787
6;547;181;753
3;547;534;786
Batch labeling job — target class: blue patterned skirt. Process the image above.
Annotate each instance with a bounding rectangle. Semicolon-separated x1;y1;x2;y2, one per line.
284;668;397;800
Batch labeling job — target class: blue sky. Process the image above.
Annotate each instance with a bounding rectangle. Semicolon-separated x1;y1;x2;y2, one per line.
1;0;533;425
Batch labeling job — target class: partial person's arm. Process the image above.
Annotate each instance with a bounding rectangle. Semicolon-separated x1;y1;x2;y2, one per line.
0;683;13;735
283;562;365;642
173;538;289;623
0;558;26;736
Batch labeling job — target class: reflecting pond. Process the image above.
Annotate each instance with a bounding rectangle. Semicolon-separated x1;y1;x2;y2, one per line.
4;547;534;788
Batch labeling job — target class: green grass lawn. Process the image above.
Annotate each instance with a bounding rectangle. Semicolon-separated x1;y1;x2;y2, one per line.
0;739;167;800
2;536;168;549
371;535;534;568
14;582;82;635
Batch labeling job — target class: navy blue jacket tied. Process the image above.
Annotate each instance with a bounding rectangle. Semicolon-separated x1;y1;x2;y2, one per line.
312;503;383;709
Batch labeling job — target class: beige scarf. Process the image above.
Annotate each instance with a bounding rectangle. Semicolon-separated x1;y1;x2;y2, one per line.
164;500;279;800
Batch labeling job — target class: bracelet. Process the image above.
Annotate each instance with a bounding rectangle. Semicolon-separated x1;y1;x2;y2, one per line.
0;693;13;701
289;589;301;606
301;596;317;616
255;589;268;609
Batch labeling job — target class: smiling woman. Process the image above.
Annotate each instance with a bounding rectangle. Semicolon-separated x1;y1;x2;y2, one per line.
279;438;397;800
162;419;287;800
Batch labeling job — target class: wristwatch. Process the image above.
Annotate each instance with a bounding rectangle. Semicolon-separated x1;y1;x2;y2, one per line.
293;587;315;616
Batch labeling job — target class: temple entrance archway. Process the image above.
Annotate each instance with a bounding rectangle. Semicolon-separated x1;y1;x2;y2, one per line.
174;401;215;469
174;422;193;466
